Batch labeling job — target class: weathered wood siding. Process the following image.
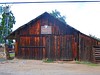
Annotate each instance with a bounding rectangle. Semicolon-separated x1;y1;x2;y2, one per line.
79;33;98;61
92;46;100;63
12;13;98;62
16;35;74;60
15;15;77;60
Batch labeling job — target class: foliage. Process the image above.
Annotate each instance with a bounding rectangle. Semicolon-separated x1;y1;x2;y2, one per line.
43;58;54;63
50;9;66;24
76;61;100;66
0;7;16;45
89;34;100;41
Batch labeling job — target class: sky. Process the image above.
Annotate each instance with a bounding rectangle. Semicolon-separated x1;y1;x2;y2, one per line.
0;0;100;38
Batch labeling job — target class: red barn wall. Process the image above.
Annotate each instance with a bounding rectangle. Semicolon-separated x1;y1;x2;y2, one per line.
79;33;98;61
15;17;78;60
14;15;98;62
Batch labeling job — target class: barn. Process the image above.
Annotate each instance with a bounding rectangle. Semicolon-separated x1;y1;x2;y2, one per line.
7;12;99;62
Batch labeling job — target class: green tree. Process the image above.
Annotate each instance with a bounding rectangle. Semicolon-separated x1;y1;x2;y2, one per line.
50;9;66;23
0;7;15;45
89;34;100;41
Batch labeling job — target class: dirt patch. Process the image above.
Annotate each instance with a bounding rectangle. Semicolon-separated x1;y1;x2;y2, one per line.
0;59;100;75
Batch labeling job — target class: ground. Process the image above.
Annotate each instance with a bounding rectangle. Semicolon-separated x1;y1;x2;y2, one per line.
0;59;100;75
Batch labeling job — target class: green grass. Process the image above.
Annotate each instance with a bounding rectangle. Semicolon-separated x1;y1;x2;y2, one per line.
9;53;15;57
75;61;100;66
43;58;54;63
0;58;6;62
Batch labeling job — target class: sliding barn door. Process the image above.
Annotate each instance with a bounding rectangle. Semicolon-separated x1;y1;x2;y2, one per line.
45;35;74;60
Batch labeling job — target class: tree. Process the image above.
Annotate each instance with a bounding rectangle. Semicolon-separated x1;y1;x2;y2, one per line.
50;9;66;24
89;34;100;41
0;6;16;45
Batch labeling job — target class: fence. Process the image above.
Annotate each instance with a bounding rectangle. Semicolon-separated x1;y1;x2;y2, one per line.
92;46;100;63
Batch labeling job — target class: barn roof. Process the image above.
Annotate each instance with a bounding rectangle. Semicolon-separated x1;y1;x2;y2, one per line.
6;12;99;41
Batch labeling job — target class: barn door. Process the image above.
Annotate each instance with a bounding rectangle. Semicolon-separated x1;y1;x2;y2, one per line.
44;35;74;60
45;35;51;59
19;36;47;59
45;35;61;60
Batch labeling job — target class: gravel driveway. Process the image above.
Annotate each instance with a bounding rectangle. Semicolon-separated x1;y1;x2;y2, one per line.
0;59;100;75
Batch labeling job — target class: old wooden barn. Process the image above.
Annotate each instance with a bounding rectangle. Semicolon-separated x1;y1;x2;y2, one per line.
7;12;99;62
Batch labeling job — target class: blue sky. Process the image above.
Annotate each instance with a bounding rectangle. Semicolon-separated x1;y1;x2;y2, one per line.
0;0;100;38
